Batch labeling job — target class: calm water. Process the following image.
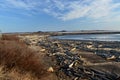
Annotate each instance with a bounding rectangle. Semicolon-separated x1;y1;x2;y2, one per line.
52;34;120;41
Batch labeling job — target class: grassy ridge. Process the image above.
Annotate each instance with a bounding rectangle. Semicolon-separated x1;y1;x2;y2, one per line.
0;35;52;80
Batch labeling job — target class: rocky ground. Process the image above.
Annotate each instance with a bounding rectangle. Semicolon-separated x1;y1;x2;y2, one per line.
20;34;120;80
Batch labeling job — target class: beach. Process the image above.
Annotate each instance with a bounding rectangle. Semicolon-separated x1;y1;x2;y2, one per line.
20;32;120;80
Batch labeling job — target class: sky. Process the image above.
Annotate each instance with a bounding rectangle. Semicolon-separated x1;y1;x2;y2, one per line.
0;0;120;32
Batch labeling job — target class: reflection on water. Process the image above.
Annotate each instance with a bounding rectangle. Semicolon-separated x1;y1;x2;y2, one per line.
52;34;120;41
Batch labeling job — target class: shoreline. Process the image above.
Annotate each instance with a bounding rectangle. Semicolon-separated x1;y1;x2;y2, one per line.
48;30;120;36
21;33;120;80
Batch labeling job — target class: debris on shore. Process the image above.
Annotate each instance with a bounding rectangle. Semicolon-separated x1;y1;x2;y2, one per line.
21;34;120;80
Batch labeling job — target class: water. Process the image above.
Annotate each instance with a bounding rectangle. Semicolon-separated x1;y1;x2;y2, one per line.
52;34;120;41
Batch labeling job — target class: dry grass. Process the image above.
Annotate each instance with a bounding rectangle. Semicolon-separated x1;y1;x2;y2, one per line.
0;34;56;80
0;66;38;80
1;34;19;41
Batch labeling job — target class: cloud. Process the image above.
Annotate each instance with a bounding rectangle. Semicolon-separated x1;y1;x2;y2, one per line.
43;0;120;21
57;0;120;20
1;0;120;21
5;0;40;10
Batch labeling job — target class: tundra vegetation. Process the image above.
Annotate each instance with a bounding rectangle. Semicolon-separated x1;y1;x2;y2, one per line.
0;34;56;80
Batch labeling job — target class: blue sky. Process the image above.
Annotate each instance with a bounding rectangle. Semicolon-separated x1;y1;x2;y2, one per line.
0;0;120;32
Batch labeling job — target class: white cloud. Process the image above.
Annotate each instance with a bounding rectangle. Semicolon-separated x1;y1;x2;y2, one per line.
42;0;120;21
1;0;120;21
58;0;113;20
5;0;40;10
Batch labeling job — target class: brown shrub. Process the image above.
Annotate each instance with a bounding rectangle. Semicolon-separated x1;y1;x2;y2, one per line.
1;34;19;41
0;35;49;79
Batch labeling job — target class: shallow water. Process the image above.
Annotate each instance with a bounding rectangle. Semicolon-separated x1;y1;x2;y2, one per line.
52;34;120;41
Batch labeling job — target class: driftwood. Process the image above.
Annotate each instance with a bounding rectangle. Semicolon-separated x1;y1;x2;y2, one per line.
32;37;120;80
